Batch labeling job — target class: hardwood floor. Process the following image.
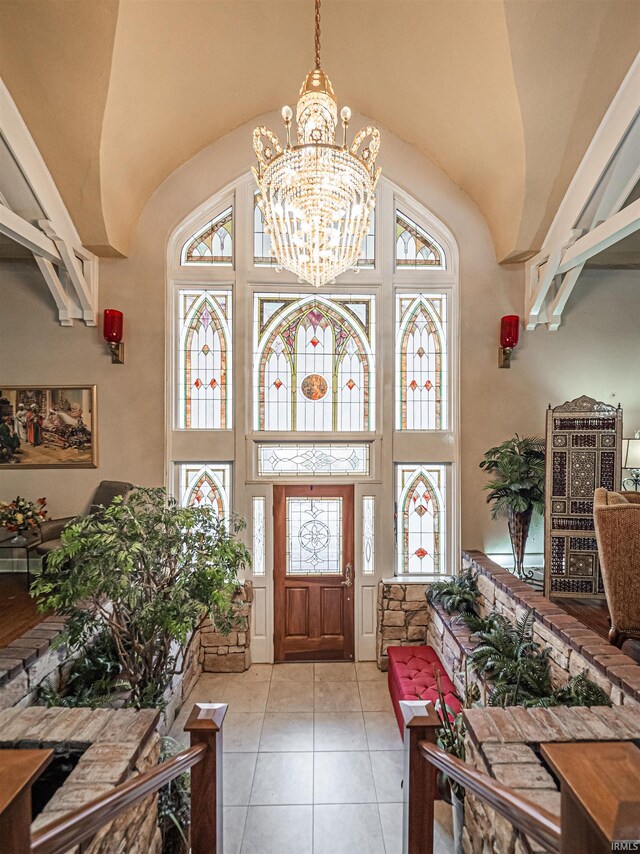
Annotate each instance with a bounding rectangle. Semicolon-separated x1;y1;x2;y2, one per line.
551;596;610;642
0;573;47;649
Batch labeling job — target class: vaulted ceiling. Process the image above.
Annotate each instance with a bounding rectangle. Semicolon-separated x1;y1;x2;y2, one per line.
1;0;638;261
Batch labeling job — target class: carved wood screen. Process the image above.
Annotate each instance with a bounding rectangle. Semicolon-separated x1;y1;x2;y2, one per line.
544;395;622;599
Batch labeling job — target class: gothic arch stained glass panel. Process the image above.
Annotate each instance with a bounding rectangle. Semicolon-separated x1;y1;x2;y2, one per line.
397;464;446;574
181;207;233;265
396;293;447;430
253;293;375;432
178;463;231;522
395;210;445;269
178;289;232;429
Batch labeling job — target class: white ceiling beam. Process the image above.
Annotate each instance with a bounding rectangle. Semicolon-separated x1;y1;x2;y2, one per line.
0;203;60;262
1;77;98;325
32;255;73;326
557;198;640;274
543;52;640;247
39;219;97;325
547;263;586;331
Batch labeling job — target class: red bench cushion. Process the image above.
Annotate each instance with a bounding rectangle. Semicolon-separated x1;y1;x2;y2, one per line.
387;645;462;738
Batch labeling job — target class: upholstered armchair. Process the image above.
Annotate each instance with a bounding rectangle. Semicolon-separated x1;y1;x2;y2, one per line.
593;488;640;662
34;480;134;561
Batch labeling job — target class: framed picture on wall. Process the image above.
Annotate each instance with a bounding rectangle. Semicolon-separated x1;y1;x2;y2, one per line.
0;385;97;468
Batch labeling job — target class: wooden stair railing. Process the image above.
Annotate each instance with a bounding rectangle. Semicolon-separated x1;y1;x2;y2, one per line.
1;703;227;854
402;701;640;854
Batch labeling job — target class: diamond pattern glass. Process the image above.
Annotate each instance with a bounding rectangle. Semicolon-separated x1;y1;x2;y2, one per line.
178;290;232;429
396;463;446;574
253;293;375;431
178;463;231;525
396;293;447;430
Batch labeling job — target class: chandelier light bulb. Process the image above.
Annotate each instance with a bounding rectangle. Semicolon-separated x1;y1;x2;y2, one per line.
251;0;381;288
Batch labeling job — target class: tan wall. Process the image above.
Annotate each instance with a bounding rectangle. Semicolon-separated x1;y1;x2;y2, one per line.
1;112;638;560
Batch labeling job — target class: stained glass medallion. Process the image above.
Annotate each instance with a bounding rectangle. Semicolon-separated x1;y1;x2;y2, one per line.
397;464;446;574
178;463;231;523
181;207;233;265
178;289;232;429
258;443;369;476
253;293;375;431
395;210;445;269
396;293;447;430
286;497;342;575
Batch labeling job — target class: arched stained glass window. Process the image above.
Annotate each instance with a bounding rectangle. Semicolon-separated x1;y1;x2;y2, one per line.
397;463;445;574
181;207;233;265
178;462;231;522
253;196;375;269
253;293;375;431
178;289;232;428
396;293;447;430
395;210;445;269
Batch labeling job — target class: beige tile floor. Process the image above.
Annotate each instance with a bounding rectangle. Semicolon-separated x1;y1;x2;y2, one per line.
170;662;454;854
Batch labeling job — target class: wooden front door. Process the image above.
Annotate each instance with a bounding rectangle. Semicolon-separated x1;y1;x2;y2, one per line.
274;484;354;662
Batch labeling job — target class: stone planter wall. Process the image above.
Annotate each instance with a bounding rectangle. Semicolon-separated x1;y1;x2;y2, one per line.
376;552;640;705
200;582;253;673
0;706;162;853
461;704;640;854
0;616;78;709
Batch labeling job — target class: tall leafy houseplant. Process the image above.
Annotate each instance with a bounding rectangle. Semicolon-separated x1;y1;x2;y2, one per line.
480;435;545;578
32;487;250;709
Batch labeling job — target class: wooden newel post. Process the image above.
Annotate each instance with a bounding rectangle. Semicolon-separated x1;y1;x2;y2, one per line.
184;702;228;854
401;700;442;854
542;741;640;854
0;749;52;854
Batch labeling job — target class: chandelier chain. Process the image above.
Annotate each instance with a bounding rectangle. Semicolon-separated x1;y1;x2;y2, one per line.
314;0;321;69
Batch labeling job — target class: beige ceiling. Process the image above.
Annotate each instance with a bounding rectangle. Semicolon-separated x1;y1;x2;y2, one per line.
1;0;638;261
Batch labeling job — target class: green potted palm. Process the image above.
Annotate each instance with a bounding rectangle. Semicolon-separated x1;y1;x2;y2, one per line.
480;435;545;579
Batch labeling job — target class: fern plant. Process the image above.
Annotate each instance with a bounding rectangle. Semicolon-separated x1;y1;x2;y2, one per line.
525;673;611;709
468;610;553;706
468;608;611;709
427;568;479;615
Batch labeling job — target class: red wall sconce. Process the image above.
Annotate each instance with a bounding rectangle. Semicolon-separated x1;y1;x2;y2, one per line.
103;309;124;364
499;314;519;368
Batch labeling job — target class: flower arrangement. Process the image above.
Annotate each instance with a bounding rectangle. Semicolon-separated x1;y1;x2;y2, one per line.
0;496;47;532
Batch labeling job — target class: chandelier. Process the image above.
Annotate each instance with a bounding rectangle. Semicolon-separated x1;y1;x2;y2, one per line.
252;0;381;288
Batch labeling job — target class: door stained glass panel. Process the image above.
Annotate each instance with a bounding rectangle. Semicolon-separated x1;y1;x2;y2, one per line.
286;497;342;575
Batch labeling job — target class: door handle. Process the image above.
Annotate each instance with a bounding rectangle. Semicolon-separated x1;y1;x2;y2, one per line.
342;563;353;587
